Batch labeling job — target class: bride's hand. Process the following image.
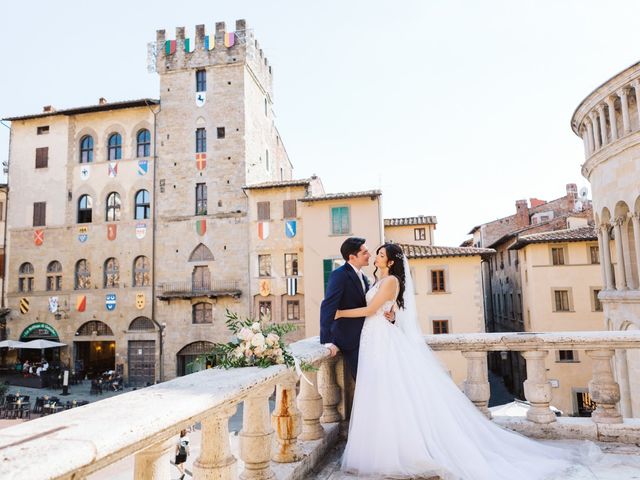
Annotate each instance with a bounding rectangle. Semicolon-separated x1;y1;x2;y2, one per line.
334;310;342;319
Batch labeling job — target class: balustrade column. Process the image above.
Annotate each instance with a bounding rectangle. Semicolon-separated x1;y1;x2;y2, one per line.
632;80;640;127
581;129;590;157
632;213;640;288
462;351;491;418
621;214;636;289
271;375;303;463
586;349;622;424
589;111;601;149
613;218;628;290
297;368;325;440
597;104;608;145
133;438;174;480
614;349;633;418
605;96;618;141
192;405;238;480
585;119;595;154
240;385;276;480
319;356;342;423
522;351;556;424
596;229;608;289
618;88;631;134
600;224;615;290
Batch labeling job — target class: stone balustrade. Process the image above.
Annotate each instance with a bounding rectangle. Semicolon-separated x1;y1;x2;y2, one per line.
2;331;640;479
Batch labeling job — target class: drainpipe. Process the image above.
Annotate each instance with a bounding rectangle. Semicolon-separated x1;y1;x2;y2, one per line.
0;120;11;310
144;100;163;382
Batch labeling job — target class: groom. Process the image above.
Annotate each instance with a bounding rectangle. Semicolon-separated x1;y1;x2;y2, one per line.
320;237;371;379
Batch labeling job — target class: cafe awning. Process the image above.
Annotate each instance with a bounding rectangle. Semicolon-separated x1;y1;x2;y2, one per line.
19;339;67;349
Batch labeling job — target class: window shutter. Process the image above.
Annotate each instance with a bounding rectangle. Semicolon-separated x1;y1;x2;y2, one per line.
0;253;4;278
33;202;46;226
283;199;296;219
323;259;333;293
257;201;270;221
35;147;48;168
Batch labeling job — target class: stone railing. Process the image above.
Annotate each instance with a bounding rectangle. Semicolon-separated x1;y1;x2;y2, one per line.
157;280;242;299
2;331;640;479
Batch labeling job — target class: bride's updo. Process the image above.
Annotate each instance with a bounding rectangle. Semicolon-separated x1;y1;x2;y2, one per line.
374;243;406;309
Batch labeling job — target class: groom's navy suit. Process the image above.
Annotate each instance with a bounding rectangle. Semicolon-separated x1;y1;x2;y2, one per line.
320;263;369;378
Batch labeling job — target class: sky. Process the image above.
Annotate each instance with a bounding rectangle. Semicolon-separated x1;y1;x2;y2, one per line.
1;0;638;246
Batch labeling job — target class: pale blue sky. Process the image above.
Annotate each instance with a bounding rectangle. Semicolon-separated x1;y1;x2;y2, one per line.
1;1;638;245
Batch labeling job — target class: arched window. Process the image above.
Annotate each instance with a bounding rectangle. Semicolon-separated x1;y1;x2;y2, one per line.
75;259;91;289
104;257;119;288
80;135;94;163
177;341;214;376
134;190;150;220
76;320;114;336
77;194;92;223
18;262;34;293
133;256;150;287
192;302;213;324
136;129;151;158
189;243;214;262
106;192;121;221
107;133;122;160
46;261;62;291
129;317;155;331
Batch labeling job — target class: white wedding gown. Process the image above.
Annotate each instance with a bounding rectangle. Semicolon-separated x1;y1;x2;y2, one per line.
341;280;611;480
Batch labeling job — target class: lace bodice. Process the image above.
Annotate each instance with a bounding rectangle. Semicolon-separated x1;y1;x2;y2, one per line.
365;279;397;317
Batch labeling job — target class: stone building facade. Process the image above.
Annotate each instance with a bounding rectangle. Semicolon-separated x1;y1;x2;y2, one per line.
572;60;640;417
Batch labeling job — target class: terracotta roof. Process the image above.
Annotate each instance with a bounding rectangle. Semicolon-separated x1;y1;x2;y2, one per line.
399;244;495;259
299;189;381;202
243;178;313;190
509;226;597;250
3;99;160;121
384;216;437;226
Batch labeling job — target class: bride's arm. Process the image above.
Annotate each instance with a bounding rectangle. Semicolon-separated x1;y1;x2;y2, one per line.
335;277;398;319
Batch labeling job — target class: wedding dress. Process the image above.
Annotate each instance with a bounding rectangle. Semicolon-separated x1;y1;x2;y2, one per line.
341;259;621;479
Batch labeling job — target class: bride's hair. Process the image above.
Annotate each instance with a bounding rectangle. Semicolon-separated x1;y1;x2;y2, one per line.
373;243;406;309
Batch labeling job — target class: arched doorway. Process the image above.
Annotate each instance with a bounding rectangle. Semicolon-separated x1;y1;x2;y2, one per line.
176;341;214;376
74;320;115;379
127;317;157;387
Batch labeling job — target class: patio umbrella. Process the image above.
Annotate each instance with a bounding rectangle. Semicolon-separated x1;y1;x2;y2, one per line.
0;340;26;348
20;339;67;349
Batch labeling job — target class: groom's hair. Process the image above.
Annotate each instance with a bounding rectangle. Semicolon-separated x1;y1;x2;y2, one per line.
340;237;366;261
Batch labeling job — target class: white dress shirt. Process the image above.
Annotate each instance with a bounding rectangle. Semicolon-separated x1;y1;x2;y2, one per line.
348;263;366;293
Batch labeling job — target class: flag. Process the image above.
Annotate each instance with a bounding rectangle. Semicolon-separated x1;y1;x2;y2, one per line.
107;224;117;241
76;295;86;312
258;222;269;240
105;293;116;311
48;297;59;314
259;279;270;297
136;293;145;310
224;32;235;48
137;160;148;176
165;40;176;55
34;230;44;246
196;219;206;236
196;153;206;170
108;162;118;177
19;298;30;314
285;220;297;238
287;277;298;296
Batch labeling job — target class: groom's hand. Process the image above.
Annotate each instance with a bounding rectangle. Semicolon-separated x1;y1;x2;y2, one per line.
324;343;339;357
384;310;396;324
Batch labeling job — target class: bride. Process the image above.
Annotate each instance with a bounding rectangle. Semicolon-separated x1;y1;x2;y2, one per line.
334;243;608;480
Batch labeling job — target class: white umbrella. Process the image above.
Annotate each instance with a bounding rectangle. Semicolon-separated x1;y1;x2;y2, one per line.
0;340;27;348
20;339;67;349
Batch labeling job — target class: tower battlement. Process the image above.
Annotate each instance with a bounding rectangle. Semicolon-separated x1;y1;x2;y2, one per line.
154;19;273;98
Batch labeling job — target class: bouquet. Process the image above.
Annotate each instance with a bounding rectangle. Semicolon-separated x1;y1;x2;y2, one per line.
209;309;298;369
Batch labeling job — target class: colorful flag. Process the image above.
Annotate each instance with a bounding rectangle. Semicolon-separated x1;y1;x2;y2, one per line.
204;35;214;50
19;298;30;314
105;293;116;311
108;162;118;177
165;40;176;55
107;224;117;241
136;293;145;310
196;219;206;236
135;223;147;239
259;279;271;297
48;297;59;314
184;38;194;53
224;32;235;48
287;277;298;296
76;295;86;312
196;92;206;107
285;220;297;238
258;222;269;240
137;160;148;176
196;153;206;170
34;230;44;246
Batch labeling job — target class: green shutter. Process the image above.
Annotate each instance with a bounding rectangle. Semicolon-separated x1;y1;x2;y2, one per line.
323;259;333;293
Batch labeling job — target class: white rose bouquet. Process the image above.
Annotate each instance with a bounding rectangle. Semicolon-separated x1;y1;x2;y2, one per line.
209;309;297;369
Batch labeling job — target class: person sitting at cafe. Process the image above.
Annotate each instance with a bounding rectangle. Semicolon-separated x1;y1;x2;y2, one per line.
22;360;31;376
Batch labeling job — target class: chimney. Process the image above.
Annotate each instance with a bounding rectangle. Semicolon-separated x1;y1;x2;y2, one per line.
42;105;55;113
98;97;108;105
566;183;577;211
515;199;530;228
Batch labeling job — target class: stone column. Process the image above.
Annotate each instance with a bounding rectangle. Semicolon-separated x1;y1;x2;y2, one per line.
589;111;601;149
597;104;608;145
585;119;595;153
586;349;622;424
240;385;276;480
318;356;342;423
601;224;615;290
621;214;635;289
581;129;590;157
522;351;556;424
618;88;631;134
297;369;325;440
632;80;640;128
606;96;618;141
596;229;608;289
462;351;491;418
615;349;633;418
271;376;302;463
632;213;640;289
613;217;628;290
133;438;174;480
192;405;238;480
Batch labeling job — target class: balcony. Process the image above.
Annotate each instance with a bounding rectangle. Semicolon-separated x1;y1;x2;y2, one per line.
156;280;242;300
1;332;640;479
